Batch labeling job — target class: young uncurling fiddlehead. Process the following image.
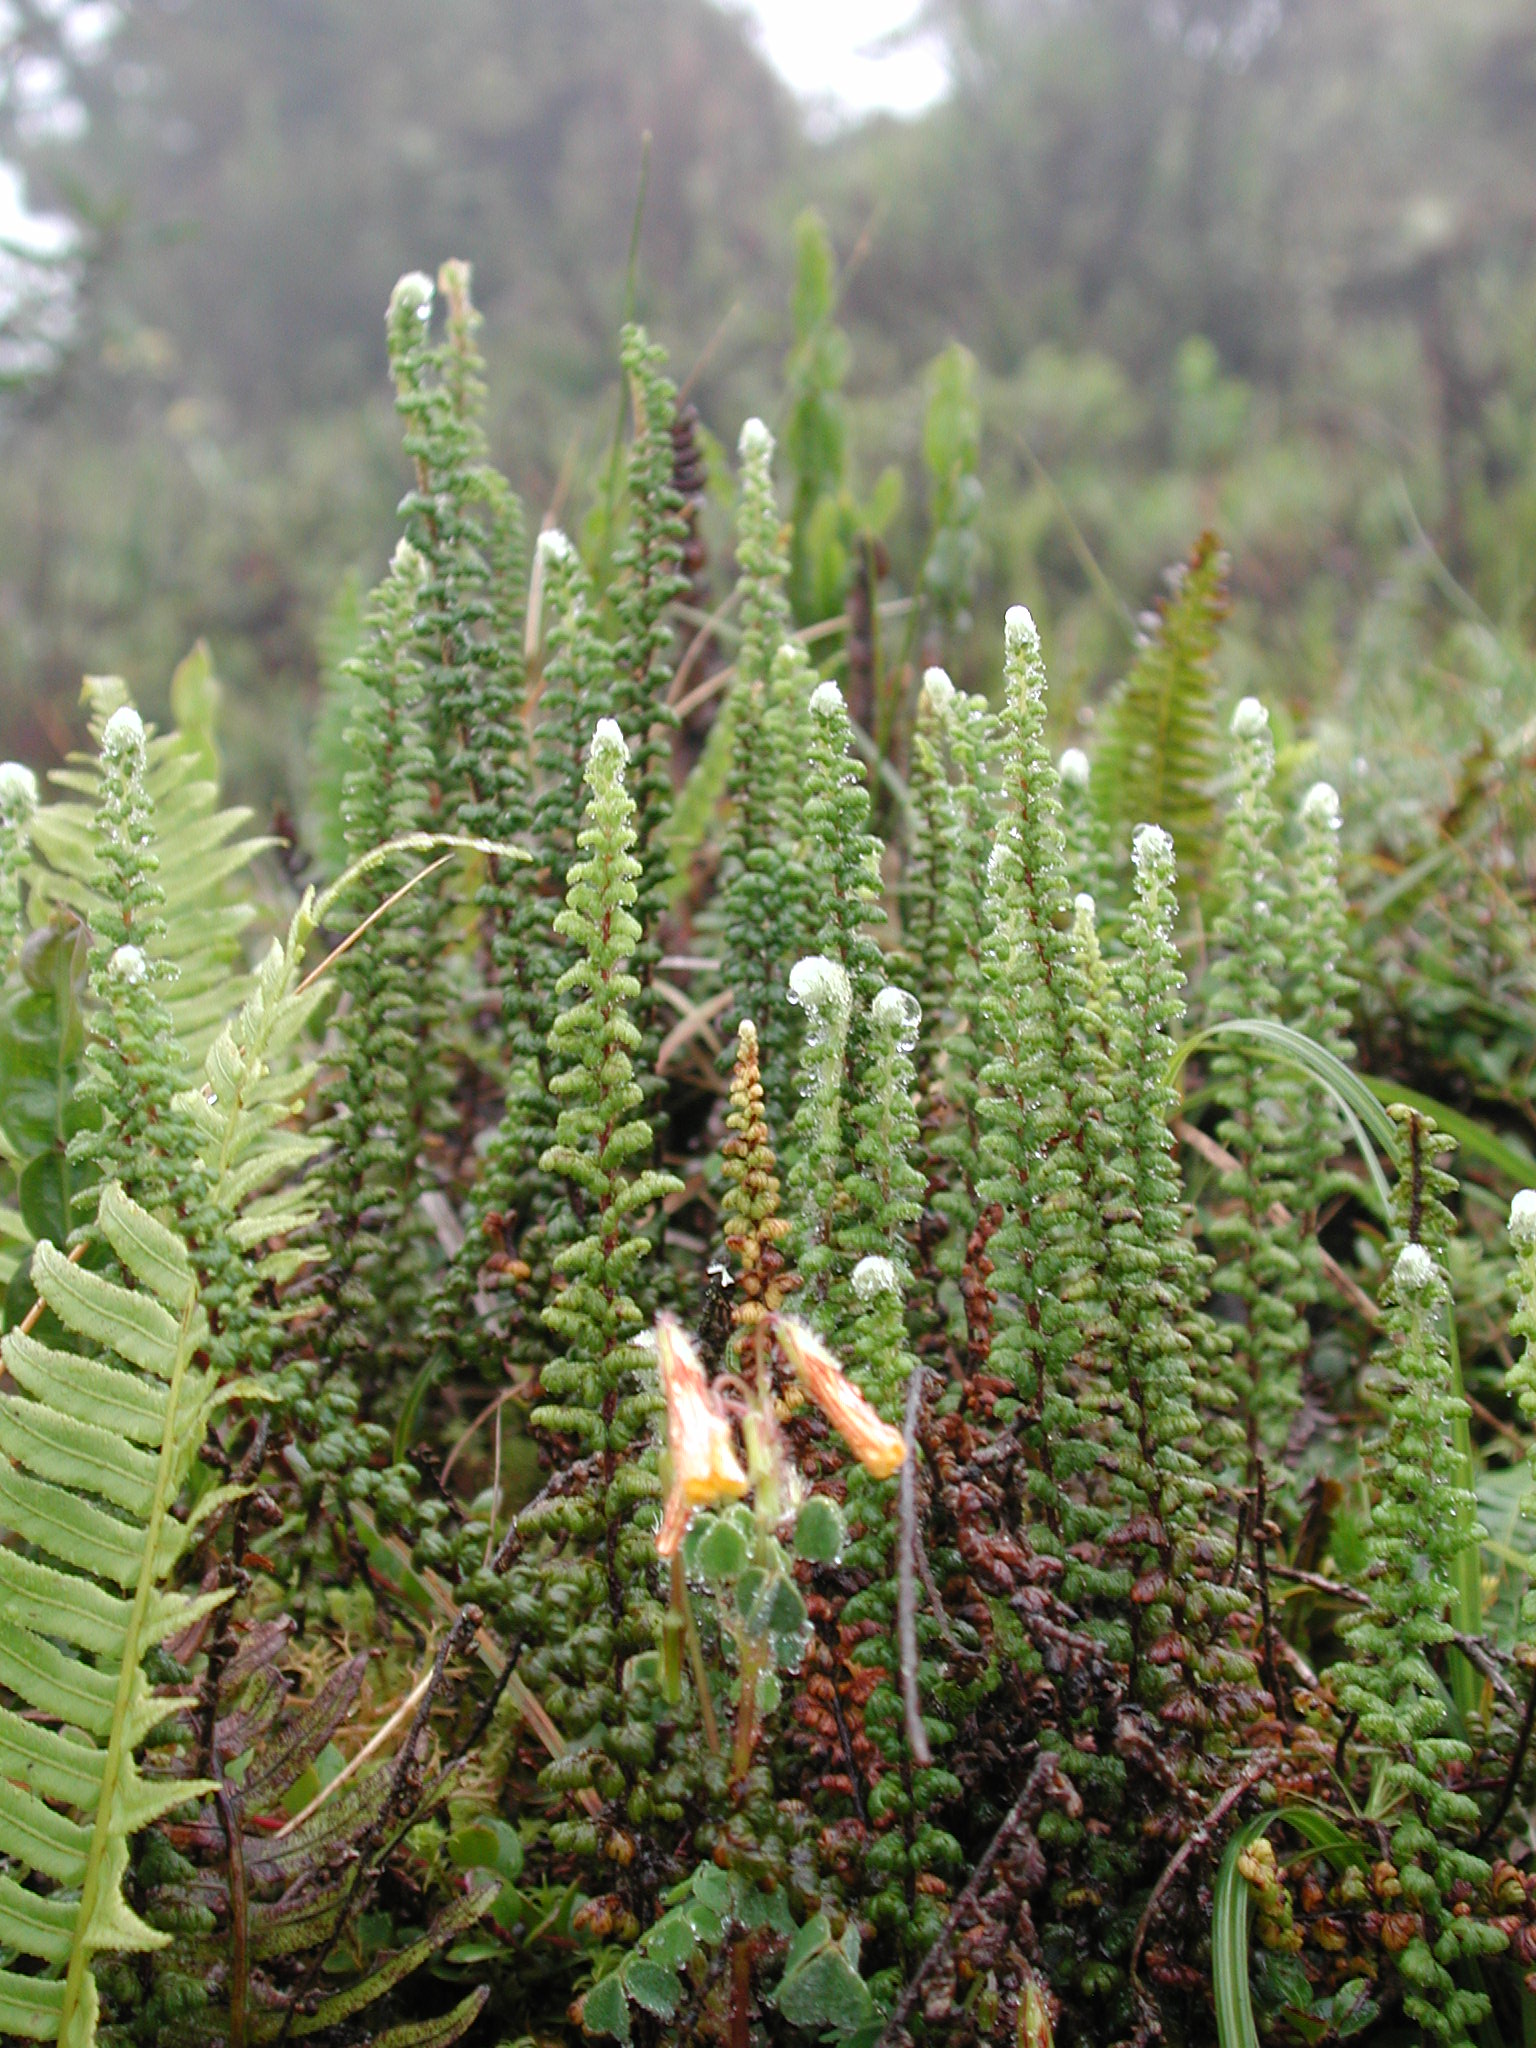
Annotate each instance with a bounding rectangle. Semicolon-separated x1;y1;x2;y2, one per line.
926;671;1000;1277
904;669;959;1110
1100;826;1240;1703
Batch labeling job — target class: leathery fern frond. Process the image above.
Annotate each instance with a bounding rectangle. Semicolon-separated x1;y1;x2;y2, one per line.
0;1181;236;2048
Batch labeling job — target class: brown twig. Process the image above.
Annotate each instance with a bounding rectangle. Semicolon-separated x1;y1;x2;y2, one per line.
897;1363;932;1767
1173;1119;1380;1325
677;298;742;406
1265;1562;1512;1703
826;1661;867;1825
439;1388;515;1485
667;584;744;705
1252;1465;1291;1728
1476;1656;1536;1849
1267;1562;1369;1605
913;1524;960;1652
872;1748;1043;2048
216;1782;249;2048
1129;1756;1281;1997
295;855;455;994
670;597;917;723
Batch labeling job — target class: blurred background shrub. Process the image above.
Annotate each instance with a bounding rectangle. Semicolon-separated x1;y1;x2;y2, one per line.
0;0;1533;807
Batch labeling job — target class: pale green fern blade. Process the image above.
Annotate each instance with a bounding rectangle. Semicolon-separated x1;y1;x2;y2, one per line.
0;1871;78;1964
0;1182;227;2047
96;1184;194;1305
0;1778;90;1883
0;1973;67;2041
0;1627;123;1739
0;1401;159;1516
0;1549;138;1658
0;1467;156;1588
1;1330;170;1443
0;1702;110;1807
27;1241;198;1378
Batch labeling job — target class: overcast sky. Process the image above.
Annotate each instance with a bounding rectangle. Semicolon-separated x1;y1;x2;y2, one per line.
732;0;950;122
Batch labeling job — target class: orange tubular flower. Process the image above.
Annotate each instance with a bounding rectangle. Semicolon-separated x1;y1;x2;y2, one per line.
774;1318;907;1480
655;1315;749;1557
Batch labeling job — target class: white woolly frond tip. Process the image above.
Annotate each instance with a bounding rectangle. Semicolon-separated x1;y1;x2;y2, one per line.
787;954;852;1016
738;416;773;463
536;526;575;568
390;537;424;578
1073;892;1096;921
808;679;844;717
851;1254;901;1302
0;762;38;815
872;985;921;1048
1393;1242;1437;1292
1301;781;1341;831
1133;823;1175;877
390;271;434;320
1511;1189;1536;1249
109;943;147;984
1231;696;1270;740
589;718;628;762
986;841;1010;891
1004;604;1040;660
1058;746;1090;789
921;666;956;713
101;705;145;757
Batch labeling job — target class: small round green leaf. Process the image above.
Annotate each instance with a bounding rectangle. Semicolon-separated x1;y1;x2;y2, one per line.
580;1972;632;2044
623;1959;682;2020
794;1496;846;1564
696;1516;751;1583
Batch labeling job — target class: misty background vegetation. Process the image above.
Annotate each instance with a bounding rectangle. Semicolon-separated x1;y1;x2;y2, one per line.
0;0;1532;813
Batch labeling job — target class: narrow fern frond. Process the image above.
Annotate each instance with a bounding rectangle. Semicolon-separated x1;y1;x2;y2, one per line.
179;892;329;1264
1094;531;1227;877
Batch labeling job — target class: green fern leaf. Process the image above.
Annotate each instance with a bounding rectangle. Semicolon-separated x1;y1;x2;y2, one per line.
0;1180;230;2048
1094;530;1227;874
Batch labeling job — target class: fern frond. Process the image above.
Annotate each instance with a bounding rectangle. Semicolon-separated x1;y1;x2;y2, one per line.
27;679;270;1066
1093;531;1227;875
179;894;329;1264
0;1181;232;2048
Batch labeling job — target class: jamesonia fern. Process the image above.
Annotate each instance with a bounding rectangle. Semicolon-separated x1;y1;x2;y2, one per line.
2;259;1536;2048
